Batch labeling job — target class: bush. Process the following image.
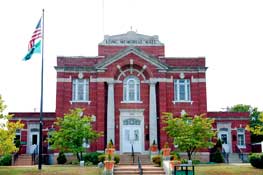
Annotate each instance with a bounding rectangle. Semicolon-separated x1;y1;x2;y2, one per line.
83;152;103;165
98;154;106;162
0;154;12;166
69;159;79;165
180;159;188;164
170;151;181;160
57;152;67;164
97;154;119;164
114;154;120;164
152;155;162;166
249;153;263;169
192;159;201;164
210;149;224;163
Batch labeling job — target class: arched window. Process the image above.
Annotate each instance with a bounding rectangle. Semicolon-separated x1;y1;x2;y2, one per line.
123;76;140;102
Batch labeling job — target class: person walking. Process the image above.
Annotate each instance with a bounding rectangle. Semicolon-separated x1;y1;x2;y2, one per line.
222;141;230;163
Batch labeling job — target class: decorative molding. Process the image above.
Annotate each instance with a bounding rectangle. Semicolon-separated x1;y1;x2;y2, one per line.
57;78;72;82
142;77;173;83
191;78;206;83
213;117;249;121
90;77;114;83
119;109;145;113
78;72;84;79
179;72;185;79
12;117;55;121
70;100;91;105
117;69;146;80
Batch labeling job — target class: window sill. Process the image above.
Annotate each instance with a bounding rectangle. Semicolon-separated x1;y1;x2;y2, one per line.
172;101;193;104
70;100;91;105
121;101;143;104
237;145;246;149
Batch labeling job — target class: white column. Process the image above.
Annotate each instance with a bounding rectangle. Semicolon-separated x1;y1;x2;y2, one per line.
149;81;158;146
107;81;115;144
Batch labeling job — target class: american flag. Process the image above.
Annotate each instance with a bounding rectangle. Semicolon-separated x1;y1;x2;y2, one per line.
28;18;42;50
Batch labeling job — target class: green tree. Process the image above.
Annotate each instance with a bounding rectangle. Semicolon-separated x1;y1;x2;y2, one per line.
247;113;263;136
229;104;251;112
49;108;102;161
0;95;24;155
230;104;263;142
163;112;215;160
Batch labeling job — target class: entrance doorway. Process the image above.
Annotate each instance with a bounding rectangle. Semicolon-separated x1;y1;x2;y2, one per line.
29;129;39;154
121;118;143;153
218;129;231;153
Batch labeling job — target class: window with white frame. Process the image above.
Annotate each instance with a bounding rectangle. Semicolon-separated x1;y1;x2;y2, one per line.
14;129;21;147
237;128;245;147
123;76;140;102
72;79;89;101
174;79;191;101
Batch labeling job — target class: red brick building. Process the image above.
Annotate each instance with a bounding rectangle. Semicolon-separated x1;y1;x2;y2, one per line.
10;31;251;157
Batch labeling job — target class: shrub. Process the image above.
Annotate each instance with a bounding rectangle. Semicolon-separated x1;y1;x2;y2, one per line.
98;154;106;162
83;152;103;165
97;154;119;164
249;153;263;169
152;155;162;166
192;159;201;164
210;149;224;163
180;159;188;164
0;154;12;166
170;151;181;160
69;159;79;165
114;154;120;164
57;152;67;164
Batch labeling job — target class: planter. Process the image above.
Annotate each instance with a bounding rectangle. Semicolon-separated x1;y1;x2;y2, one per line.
104;160;115;170
105;148;115;158
162;148;171;157
150;145;158;152
170;160;181;170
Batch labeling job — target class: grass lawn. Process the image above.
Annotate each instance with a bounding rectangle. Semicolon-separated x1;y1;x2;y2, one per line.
195;164;263;175
0;164;262;175
0;165;103;175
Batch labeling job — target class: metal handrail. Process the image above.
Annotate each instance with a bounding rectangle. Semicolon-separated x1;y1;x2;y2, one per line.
13;152;19;165
236;144;244;162
138;156;143;175
131;144;134;164
32;145;38;165
13;145;21;164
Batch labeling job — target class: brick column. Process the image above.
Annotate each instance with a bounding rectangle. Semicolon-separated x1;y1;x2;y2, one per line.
107;81;115;144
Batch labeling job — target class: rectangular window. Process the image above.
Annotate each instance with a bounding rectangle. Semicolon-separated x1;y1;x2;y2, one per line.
174;79;191;101
237;128;245;147
72;79;89;101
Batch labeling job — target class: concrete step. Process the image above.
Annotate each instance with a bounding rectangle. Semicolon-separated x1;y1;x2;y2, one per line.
229;153;242;163
14;154;33;166
119;154;152;165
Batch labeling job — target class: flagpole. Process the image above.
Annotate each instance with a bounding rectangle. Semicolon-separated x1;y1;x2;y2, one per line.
38;9;44;170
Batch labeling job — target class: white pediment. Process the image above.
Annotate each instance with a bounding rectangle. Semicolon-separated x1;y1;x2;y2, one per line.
95;47;168;70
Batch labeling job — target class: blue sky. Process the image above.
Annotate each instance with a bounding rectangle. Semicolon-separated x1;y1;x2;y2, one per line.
0;0;262;112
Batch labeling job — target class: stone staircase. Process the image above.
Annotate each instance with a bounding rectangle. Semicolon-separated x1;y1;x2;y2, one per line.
114;154;165;175
228;153;243;163
119;154;152;165
13;154;33;166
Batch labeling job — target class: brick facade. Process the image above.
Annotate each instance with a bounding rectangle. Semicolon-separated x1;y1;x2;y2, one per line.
10;31;251;155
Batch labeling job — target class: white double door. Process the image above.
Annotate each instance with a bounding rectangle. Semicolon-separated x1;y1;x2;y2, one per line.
122;125;142;153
